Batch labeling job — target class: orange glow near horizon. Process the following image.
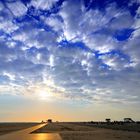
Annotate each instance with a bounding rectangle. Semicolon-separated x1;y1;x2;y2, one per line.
0;94;140;122
35;133;61;140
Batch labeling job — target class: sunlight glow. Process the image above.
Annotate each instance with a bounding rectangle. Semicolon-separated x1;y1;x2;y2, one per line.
35;133;61;140
38;90;52;100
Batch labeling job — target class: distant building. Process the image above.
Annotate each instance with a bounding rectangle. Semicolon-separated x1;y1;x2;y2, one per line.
47;119;52;123
124;118;134;123
105;118;111;123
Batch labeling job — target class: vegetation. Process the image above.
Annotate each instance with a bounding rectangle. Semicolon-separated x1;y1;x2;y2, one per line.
85;121;140;132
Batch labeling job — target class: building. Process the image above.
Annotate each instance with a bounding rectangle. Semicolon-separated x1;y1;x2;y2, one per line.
105;118;111;123
47;119;52;123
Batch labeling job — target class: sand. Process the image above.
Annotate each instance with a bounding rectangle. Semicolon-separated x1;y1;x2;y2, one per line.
0;123;38;135
32;122;140;140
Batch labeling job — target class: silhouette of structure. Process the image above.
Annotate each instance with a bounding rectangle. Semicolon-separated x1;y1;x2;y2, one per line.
47;119;52;123
124;118;134;123
105;118;111;123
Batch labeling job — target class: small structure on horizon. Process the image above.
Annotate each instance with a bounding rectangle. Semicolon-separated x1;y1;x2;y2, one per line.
105;118;111;123
124;118;134;123
47;119;52;123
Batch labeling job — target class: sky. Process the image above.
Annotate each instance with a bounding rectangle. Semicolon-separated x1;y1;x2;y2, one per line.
0;0;140;122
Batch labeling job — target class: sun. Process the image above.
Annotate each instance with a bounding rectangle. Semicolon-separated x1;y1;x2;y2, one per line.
38;91;52;100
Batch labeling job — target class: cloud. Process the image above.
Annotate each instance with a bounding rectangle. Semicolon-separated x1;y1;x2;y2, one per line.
99;53;130;71
29;0;59;11
6;1;27;17
3;72;15;81
109;11;134;30
12;22;58;49
0;3;18;34
0;0;140;105
123;7;140;68
41;15;63;32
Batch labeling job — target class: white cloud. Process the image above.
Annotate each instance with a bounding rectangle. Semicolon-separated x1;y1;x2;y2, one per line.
59;0;84;40
29;0;59;10
58;1;132;53
109;11;134;29
99;54;129;71
3;72;15;81
0;7;18;33
41;15;63;32
6;1;27;17
123;6;140;68
132;7;140;37
0;20;18;34
49;54;55;67
12;23;58;49
83;34;116;53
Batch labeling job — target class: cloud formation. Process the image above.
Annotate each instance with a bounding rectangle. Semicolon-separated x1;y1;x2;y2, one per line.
0;0;140;105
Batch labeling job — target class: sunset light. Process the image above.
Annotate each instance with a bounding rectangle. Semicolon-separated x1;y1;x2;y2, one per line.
38;90;53;100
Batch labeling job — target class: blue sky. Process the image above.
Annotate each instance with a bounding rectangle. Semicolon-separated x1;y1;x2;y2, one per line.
0;0;140;121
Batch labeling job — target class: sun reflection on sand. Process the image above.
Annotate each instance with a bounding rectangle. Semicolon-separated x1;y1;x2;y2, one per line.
0;124;62;140
35;134;48;140
34;133;62;140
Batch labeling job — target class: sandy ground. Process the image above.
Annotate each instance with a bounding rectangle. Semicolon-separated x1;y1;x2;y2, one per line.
0;123;38;135
0;124;62;140
33;122;140;140
60;129;140;140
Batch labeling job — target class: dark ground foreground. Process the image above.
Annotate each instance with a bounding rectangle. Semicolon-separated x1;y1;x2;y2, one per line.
0;123;39;135
32;122;140;140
